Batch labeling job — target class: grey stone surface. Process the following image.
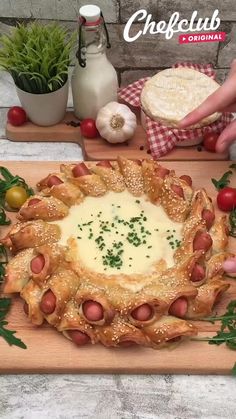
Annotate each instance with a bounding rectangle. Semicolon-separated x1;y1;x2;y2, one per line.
218;23;236;67
120;69;159;86
107;25;219;69
120;0;236;22
0;107;8;138
0;137;82;161
121;68;231;86
0;0;119;23
0;1;236;414
0;16;231;74
0;373;236;419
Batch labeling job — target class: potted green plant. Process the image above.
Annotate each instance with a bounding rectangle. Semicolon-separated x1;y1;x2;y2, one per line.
0;22;75;126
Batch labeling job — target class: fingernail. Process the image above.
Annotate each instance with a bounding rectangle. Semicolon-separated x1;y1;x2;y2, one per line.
223;259;236;273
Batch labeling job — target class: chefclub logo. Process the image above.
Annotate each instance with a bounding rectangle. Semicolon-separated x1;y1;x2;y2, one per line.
123;9;226;44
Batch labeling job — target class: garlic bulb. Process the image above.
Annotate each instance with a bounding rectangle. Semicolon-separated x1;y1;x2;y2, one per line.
96;102;137;144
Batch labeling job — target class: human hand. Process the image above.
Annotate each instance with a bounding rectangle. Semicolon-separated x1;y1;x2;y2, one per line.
179;60;236;152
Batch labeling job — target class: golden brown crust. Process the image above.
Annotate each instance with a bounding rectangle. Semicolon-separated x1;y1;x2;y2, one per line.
210;216;229;253
142;160;164;203
91;164;126;193
175;222;211;263
1;220;61;253
18;195;69;221
70;174;107;197
41;267;80;326
3;248;34;293
20;280;45;325
117;156;144;196
58;300;98;344
183;189;214;235
1;157;233;350
75;286;116;326
206;252;234;279
30;244;65;286
185;276;231;319
161;175;193;222
60;163;107;197
96;315;150;347
142;315;198;348
47;182;84;206
37;172;66;190
38;173;84;206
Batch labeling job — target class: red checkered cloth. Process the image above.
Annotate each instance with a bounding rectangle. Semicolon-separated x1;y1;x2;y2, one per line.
119;62;234;159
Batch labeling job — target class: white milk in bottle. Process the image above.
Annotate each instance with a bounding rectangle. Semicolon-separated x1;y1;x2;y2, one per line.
72;4;118;120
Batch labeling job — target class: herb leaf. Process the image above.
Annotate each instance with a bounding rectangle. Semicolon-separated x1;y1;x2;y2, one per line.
0;207;11;226
229;164;236;170
198;300;236;349
211;170;233;190
229;209;236;238
0;298;27;349
232;362;236;375
0;244;8;284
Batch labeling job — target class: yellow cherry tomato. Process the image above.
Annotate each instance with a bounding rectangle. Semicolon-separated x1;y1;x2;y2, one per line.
5;186;28;209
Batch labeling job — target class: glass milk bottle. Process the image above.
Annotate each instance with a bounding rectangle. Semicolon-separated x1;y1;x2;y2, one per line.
72;4;118;120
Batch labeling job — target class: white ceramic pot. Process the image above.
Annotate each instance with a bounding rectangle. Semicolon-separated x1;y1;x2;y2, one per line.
16;80;69;126
140;110;202;147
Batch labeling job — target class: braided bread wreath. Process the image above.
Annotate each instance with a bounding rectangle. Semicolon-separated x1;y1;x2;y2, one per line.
1;156;232;349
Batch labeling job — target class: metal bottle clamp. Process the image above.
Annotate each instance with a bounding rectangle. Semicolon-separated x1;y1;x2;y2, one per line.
77;12;111;68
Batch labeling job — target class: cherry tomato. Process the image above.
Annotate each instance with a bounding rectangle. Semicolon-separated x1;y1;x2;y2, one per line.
80;119;99;138
5;186;28;209
217;187;236;212
7;106;27;126
203;132;219;152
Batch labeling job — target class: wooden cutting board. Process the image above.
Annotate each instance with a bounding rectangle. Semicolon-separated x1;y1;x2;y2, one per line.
5;111;229;161
1;161;236;375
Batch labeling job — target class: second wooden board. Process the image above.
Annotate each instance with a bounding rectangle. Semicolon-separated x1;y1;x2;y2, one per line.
5;112;229;161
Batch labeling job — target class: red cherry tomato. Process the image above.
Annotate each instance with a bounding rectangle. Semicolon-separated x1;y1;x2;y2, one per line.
217;187;236;212
7;106;27;126
203;132;219;152
80;119;99;138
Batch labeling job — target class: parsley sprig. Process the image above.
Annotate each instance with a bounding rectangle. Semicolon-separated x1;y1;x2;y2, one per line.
194;301;236;372
0;207;10;226
211;170;233;190
232;362;236;375
0;298;27;349
211;164;236;191
0;167;32;350
229;208;236;238
198;300;236;349
0;244;8;284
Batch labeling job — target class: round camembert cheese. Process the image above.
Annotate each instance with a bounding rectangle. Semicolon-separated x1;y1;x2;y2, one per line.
141;68;221;128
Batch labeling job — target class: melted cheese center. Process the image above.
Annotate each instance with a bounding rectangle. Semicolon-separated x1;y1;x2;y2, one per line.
55;191;183;275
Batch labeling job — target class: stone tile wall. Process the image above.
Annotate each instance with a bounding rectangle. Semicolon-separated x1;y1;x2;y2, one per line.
0;0;235;86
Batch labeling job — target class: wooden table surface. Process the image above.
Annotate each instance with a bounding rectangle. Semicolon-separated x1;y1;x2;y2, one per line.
1;71;236;418
5;111;229;161
0;160;236;375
